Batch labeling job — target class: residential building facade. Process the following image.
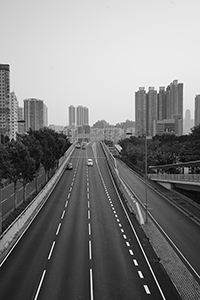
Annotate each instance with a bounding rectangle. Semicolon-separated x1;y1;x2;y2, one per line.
195;95;200;126
24;98;48;131
0;64;10;139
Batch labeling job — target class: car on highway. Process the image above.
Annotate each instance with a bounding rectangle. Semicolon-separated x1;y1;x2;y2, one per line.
87;158;93;166
66;162;73;170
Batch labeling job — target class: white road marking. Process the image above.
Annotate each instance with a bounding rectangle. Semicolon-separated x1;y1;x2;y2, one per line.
129;249;134;255
87;193;90;199
88;223;91;235
138;271;144;278
70;187;72;192
56;223;61;235
67;193;70;199
48;241;55;260
90;268;94;300
126;241;130;247
144;285;151;294
89;240;92;260
34;270;46;300
61;210;65;219
88;201;90;208
2;198;7;203
121;228;124;233
88;210;90;220
118;223;122;227
65;200;68;208
10;193;14;197
133;259;138;266
123;235;127;239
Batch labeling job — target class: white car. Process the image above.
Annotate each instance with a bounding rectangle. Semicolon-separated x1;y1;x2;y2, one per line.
87;158;93;166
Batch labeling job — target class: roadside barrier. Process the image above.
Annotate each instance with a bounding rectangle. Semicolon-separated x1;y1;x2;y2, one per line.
0;145;75;262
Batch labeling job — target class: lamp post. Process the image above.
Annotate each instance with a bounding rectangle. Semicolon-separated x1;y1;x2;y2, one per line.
145;134;148;223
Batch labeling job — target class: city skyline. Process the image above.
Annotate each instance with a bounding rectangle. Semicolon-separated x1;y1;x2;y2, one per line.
1;0;200;125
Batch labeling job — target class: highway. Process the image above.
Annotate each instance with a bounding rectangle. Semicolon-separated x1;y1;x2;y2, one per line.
0;142;180;299
117;158;200;283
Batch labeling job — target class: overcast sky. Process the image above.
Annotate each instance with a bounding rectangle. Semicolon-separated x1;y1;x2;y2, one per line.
1;0;200;125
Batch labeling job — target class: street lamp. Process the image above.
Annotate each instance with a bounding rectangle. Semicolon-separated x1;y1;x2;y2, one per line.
145;134;148;223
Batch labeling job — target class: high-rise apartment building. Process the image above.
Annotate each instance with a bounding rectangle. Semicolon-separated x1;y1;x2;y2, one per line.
10;91;18;140
69;105;89;127
0;64;10;138
68;105;76;126
18;106;25;134
147;87;157;136
184;109;192;134
195;95;200;126
24;98;48;131
135;79;183;137
135;87;147;137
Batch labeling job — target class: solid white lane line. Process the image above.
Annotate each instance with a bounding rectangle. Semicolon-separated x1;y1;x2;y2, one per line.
89;240;92;260
48;241;55;260
34;270;46;300
133;259;138;266
65;200;68;208
56;223;61;235
90;269;94;300
138;271;144;278
61;210;65;219
88;223;91;235
144;285;151;294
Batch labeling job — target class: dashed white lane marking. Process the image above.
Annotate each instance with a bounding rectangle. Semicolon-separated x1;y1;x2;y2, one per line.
89;240;92;260
34;270;46;300
69;187;72;192
129;249;134;256
123;234;127;239
138;271;144;279
61;210;65;219
88;210;90;220
65;200;68;208
48;241;55;260
121;228;124;233
126;241;130;247
87;193;90;199
133;259;138;266
88;201;90;208
2;198;7;203
88;223;91;235
144;285;151;294
90;268;94;300
56;223;61;235
67;193;71;199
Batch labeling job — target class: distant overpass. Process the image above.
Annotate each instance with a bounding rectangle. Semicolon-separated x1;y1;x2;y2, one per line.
149;160;200;192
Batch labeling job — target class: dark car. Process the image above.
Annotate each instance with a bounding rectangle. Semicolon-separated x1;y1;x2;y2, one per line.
66;162;73;170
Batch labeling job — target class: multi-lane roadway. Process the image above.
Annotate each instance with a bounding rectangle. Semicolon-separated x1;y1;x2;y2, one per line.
0;142;181;299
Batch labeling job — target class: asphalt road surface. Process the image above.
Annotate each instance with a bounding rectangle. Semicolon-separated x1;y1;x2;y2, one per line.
0;142;180;299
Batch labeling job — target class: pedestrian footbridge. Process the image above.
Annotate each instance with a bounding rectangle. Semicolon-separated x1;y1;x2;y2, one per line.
149;160;200;192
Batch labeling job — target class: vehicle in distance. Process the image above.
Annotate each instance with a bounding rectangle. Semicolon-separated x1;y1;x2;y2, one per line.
75;143;81;149
66;162;73;170
87;158;93;166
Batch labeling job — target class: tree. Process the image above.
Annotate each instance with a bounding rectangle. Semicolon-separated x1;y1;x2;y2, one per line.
17;132;43;192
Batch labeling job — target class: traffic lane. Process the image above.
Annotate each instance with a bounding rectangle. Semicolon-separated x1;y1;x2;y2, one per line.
94;143;181;299
0;155;79;300
35;150;91;299
117;159;200;279
88;156;165;299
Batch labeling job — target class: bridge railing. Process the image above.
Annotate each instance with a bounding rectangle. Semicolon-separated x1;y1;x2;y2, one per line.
150;173;200;183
